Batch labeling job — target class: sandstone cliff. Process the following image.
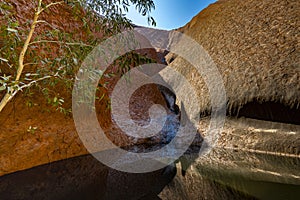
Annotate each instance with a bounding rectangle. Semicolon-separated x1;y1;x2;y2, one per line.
163;0;299;154
166;0;299;115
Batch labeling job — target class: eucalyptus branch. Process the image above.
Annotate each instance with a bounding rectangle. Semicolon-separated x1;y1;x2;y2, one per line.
29;40;94;48
0;0;42;112
16;3;41;82
0;0;157;113
38;1;64;14
0;0;71;112
36;20;59;30
9;73;59;102
23;62;39;67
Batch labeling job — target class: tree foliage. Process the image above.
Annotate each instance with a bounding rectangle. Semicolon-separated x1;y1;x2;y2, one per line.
0;0;156;113
83;0;156;27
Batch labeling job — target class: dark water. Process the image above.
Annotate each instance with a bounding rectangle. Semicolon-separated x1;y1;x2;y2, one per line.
160;148;300;200
205;150;300;200
0;151;176;200
0;147;299;200
1;90;299;199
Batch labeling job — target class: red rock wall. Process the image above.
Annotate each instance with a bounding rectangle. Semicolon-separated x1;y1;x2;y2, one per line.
0;0;167;175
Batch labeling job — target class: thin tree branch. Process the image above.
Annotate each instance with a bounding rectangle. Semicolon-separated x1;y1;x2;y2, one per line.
23;62;39;67
36;20;59;30
9;74;58;102
0;0;42;112
16;4;41;82
29;40;94;47
38;1;65;14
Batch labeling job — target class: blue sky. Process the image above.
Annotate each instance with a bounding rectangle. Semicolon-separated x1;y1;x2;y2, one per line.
126;0;217;30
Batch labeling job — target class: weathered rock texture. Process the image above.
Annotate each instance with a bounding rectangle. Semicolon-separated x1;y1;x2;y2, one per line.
199;117;300;155
166;0;299;114
0;0;168;175
161;0;300;157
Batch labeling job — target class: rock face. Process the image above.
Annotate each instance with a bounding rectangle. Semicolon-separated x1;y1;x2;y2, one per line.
161;0;300;155
0;0;170;175
1;0;299;179
166;0;299;115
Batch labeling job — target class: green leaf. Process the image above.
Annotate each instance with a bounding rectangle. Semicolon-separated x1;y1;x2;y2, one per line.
73;57;78;65
0;85;6;91
0;58;8;62
11;21;19;28
6;27;18;33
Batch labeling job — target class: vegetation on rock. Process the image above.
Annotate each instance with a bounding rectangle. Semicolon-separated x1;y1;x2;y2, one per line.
0;0;160;175
0;0;156;113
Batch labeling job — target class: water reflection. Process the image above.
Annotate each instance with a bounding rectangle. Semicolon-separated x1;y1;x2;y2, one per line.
160;148;300;200
1;144;299;199
1;90;299;199
0;152;176;200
